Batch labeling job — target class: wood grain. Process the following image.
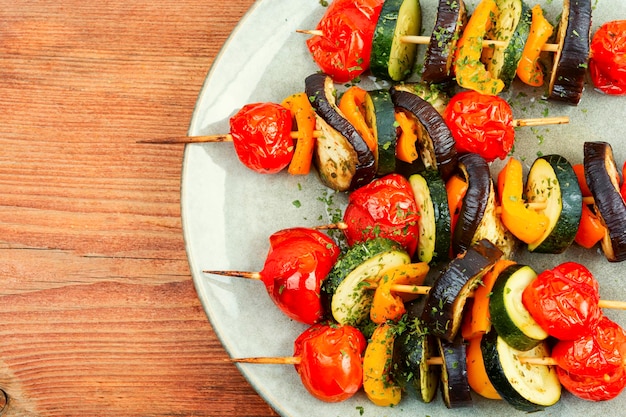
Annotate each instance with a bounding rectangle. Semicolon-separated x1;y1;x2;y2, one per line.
0;0;277;415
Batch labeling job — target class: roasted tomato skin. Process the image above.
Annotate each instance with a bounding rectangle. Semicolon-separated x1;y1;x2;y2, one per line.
306;0;384;83
343;174;420;257
443;90;515;162
259;228;340;324
293;323;367;402
554;317;626;402
521;262;603;340
229;102;294;174
590;20;626;95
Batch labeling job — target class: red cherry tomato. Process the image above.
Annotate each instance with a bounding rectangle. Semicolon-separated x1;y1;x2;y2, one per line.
229;102;294;174
554;316;626;401
443;90;515;162
293;323;367;402
306;0;384;83
621;160;626;201
521;262;603;340
343;174;420;257
590;20;626;95
259;228;340;324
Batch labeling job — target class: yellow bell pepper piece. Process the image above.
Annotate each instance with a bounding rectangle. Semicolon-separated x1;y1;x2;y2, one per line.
497;157;550;244
370;262;429;324
363;323;402;407
516;5;554;87
454;0;505;95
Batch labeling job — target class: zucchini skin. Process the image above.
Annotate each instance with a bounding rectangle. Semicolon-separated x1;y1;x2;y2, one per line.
527;154;582;253
370;0;422;81
481;330;561;412
305;73;376;190
390;88;458;180
548;0;592;105
422;170;452;263
368;89;397;176
584;141;626;262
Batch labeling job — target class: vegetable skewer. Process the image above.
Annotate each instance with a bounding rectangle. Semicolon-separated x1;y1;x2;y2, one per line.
204;269;626;311
139;114;569;144
298;29;560;53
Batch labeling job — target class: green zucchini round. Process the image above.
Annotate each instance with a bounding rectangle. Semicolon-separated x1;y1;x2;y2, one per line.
489;264;548;351
525;154;582;253
365;89;397;176
370;0;422;81
481;330;561;412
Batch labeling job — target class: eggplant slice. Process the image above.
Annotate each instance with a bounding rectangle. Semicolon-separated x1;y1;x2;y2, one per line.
583;141;626;262
421;239;503;342
305;73;376;190
548;0;592;105
390;88;458;180
421;0;467;85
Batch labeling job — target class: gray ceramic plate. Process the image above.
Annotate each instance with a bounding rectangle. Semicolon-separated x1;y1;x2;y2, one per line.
182;0;626;415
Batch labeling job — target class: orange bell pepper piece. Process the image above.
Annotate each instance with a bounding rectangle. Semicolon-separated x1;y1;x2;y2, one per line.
572;163;592;197
281;92;316;175
462;259;516;340
497;157;550;244
394;110;419;163
446;174;468;239
363;323;402;407
370;263;430;324
575;204;607;249
338;86;377;153
466;335;502;400
454;0;505;95
516;5;554;87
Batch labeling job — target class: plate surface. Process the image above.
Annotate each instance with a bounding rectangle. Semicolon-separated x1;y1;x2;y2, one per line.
182;1;626;416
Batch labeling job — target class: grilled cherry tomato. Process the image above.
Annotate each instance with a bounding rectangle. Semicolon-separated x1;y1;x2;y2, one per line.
229;102;294;174
553;316;626;401
590;20;626;95
521;262;603;340
293;323;367;402
306;0;384;83
259;228;340;324
443;91;515;162
343;174;420;257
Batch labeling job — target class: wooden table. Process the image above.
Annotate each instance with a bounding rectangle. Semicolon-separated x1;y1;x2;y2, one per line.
0;0;277;415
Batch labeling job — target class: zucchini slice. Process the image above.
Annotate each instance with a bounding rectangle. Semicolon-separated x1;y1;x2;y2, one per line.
422;0;467;84
409;170;451;264
330;246;410;326
583;141;626;262
421;239;503;342
365;89;397;176
524;154;582;253
489;264;548;351
481;330;561;411
438;337;472;408
392;319;439;403
370;0;422;81
548;0;592;105
305;73;376;191
483;0;531;89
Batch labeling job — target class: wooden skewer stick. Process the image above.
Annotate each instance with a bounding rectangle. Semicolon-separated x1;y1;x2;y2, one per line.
297;30;560;52
139;115;569;144
228;354;554;366
205;270;626;310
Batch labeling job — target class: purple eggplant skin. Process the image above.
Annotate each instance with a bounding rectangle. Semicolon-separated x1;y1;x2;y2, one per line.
583;141;626;262
548;0;592;105
304;73;376;190
421;0;466;85
438;336;473;409
390;88;458;180
452;153;491;256
421;239;503;343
